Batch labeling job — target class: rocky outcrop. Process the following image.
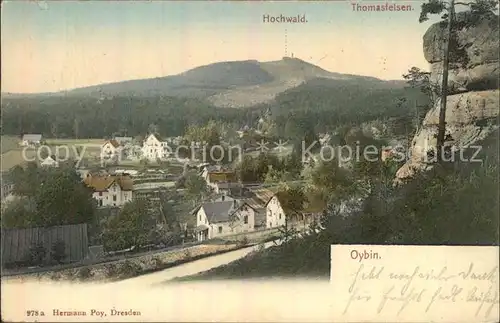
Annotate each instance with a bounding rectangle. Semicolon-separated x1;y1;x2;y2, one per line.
423;90;499;125
423;11;499;66
396;12;499;182
430;62;499;94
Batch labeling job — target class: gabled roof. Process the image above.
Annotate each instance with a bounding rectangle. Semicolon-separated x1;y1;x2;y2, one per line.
146;133;165;142
193;201;234;223
22;134;42;141
83;175;133;192
208;173;236;184
249;187;279;206
194;200;255;224
41;155;58;165
243;197;266;210
103;139;120;148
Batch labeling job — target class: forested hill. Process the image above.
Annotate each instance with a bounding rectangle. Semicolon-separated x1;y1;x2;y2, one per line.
0;96;251;139
2;57;408;109
1;76;428;140
260;77;429;137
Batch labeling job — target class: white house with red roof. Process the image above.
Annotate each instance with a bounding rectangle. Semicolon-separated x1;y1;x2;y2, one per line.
83;174;133;208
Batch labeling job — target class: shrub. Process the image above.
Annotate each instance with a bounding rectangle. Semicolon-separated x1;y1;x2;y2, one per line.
77;267;94;281
256;243;266;253
152;256;164;269
28;242;47;266
118;260;142;279
51;240;66;264
104;263;118;278
238;236;249;247
183;248;193;259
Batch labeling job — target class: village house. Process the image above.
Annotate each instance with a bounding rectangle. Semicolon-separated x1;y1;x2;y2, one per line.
213;182;243;195
76;168;109;181
1;172;14;202
83;174;133;208
142;134;170;161
41;155;59;168
264;190;314;229
265;194;287;229
242;187;276;229
101;139;122;161
193;199;256;241
212;193;237;202
21;134;42;147
200;165;237;191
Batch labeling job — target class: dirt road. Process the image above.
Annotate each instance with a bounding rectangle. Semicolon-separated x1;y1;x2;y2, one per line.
115;240;279;287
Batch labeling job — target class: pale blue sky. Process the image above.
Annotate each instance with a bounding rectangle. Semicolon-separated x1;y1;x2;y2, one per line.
2;1;436;93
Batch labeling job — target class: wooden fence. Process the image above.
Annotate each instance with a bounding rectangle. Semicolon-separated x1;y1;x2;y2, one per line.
1;223;89;265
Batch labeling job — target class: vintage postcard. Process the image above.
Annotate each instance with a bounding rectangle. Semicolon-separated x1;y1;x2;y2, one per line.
1;0;499;322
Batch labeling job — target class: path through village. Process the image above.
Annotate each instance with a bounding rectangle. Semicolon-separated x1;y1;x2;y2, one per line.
114;240;279;287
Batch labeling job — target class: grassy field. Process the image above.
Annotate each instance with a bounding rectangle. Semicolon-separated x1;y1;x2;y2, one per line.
0;137;103;172
1;136;20;154
44;138;105;146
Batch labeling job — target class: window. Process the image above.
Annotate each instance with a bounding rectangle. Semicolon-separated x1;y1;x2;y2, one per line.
244;216;248;224
113;195;117;201
99;200;103;207
99;192;102;196
279;213;282;220
218;226;223;234
199;214;201;222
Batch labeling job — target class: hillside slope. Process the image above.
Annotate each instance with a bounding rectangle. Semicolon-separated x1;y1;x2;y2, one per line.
3;57;405;108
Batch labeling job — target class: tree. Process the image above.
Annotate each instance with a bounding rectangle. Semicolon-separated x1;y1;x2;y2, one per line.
184;120;221;147
3;164;97;229
403;67;438;106
1;197;37;228
283;152;303;176
277;215;299;245
419;0;498;161
8;163;40;196
311;159;355;202
402;67;439;132
236;155;257;183
264;166;296;185
148;123;160;135
34;167;97;227
101;198;155;251
184;172;209;205
277;187;307;214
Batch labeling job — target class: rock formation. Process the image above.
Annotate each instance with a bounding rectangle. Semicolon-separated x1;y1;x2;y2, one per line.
396;11;499;181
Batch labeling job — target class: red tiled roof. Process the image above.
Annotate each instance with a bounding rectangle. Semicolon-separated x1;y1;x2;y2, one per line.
208;172;236;183
83;175;133;192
